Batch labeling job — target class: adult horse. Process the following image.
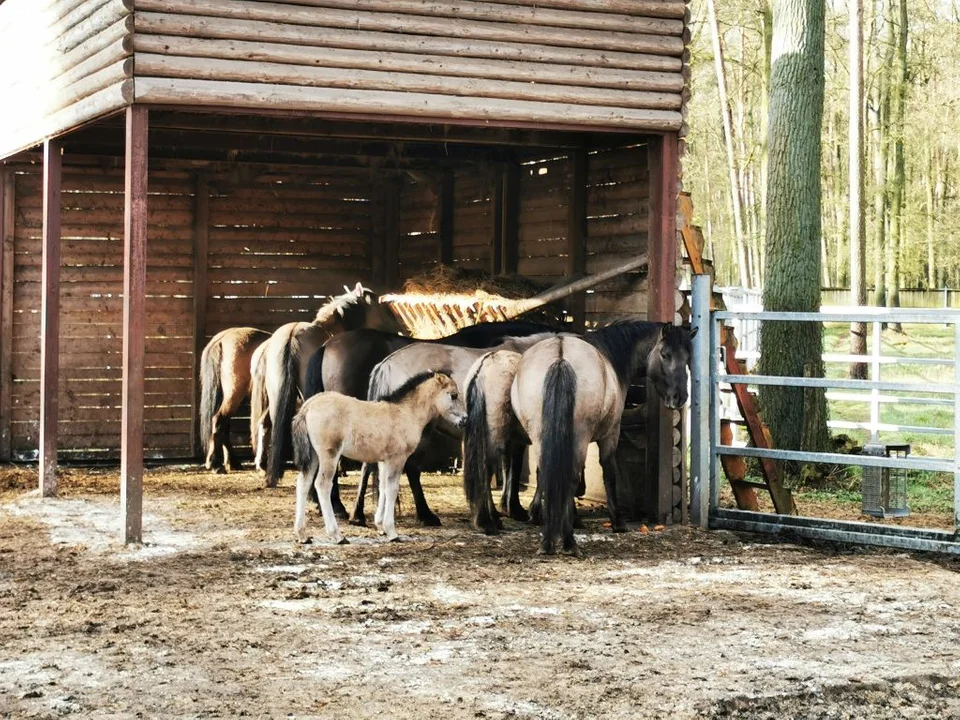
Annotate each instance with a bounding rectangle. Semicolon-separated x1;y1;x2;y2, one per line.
355;330;566;526
511;321;695;556
292;371;467;544
256;283;403;488
301;320;562;521
199;327;271;473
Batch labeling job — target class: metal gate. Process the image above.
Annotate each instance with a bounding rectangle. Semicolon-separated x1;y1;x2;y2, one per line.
688;275;960;554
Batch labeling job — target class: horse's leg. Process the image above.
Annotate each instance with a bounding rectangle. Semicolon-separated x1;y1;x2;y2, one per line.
254;410;271;472
560;494;581;557
598;434;627;533
330;473;349;520
205;412;223;473
501;443;530;522
405;460;441;527
294;452;320;544
377;461;403;542
473;456;501;536
314;452;347;545
349;462;375;526
220;414;235;472
373;462;388;534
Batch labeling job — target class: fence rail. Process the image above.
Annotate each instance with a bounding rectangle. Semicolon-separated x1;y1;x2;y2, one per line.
689;275;960;552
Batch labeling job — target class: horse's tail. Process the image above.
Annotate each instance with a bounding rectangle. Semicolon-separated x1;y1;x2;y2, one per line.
266;334;300;486
462;358;491;519
304;346;325;399
366;358;389;401
249;345;268;455
291;405;314;474
539;357;577;544
199;337;222;455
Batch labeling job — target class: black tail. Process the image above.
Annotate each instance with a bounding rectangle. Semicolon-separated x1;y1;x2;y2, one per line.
266;335;300;486
199;338;223;457
249;347;268;455
291;406;314;474
462;363;491;521
539;359;577;547
304;346;325;399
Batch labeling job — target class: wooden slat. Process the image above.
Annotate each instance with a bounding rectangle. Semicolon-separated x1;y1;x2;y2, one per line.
0;172;14;459
190;174;207;457
133;77;683;132
121;106;148;545
439;170;454;266
134;1;684;54
39;140;62;497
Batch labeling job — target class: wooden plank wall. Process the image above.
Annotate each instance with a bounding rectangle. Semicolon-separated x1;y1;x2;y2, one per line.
397;178;439;281
10;167;194;459
451;168;496;273
205;171;375;335
130;0;686;132
0;0;133;159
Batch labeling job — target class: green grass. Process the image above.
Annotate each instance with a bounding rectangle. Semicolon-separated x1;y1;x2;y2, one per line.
727;322;956;525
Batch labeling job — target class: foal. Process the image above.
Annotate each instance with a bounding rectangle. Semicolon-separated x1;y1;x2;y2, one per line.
291;371;467;544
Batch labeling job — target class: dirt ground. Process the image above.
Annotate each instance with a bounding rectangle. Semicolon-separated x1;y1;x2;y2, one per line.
1;464;960;719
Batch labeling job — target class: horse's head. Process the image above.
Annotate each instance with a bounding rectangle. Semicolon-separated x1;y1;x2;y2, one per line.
430;372;467;429
648;323;697;409
320;282;403;335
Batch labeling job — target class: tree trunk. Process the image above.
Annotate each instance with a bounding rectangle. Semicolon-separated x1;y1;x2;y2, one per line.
849;0;867;378
870;69;888;307
886;0;906;332
706;0;750;288
758;0;830;455
759;0;773;277
924;143;936;290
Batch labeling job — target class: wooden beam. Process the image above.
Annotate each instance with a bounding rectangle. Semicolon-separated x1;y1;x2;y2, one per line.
439;170;455;266
0;172;14;460
491;163;505;275
190;173;209;459
645;133;679;524
383;175;401;290
501;160;520;274
566;149;588;332
121;106;148;544
39;140;62;498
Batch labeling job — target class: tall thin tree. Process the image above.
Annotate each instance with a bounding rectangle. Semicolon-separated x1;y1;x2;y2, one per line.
849;0;868;378
886;0;907;332
758;0;830;454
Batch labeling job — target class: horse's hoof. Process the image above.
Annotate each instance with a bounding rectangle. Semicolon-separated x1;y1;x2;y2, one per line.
211;466;226;475
537;546;555;556
333;508;350;521
417;513;442;527
479;524;500;536
348;515;367;527
562;544;583;559
507;507;530;523
335;537;350;546
572;516;585;530
387;535;401;543
611;523;628;534
298;536;313;545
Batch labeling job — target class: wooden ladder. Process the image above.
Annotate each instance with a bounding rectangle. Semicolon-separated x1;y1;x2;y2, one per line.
679;192;796;515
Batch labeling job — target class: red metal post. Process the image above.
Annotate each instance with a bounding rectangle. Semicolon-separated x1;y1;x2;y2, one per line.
121;106;149;544
39;140;62;497
646;133;680;524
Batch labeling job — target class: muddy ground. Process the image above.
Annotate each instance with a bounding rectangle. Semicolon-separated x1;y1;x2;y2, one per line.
1;464;959;719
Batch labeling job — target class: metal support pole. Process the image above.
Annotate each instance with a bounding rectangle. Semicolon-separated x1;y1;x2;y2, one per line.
39;139;61;497
690;275;711;528
709;313;721;513
870;320;882;444
954;320;960;532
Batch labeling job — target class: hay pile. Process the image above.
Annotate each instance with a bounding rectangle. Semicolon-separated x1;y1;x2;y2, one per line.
401;265;547;300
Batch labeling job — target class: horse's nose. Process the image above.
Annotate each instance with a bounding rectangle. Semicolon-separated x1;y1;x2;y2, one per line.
457;415;468;429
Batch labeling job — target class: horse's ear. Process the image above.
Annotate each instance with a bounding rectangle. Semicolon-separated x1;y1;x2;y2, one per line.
689;326;699;339
660;322;671;339
343;284;352;295
354;281;365;296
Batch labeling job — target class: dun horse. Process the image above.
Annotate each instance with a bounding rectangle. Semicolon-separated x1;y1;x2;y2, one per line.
354;331;563;526
291;372;467;544
511;322;696;556
462;350;527;534
253;283;403;488
199;327;270;473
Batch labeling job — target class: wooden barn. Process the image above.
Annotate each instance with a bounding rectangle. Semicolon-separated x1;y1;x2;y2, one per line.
0;0;691;541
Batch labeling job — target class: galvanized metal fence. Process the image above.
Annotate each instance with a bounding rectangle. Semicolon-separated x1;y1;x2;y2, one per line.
688;275;960;554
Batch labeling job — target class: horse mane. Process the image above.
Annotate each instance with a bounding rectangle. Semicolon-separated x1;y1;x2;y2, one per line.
377;370;449;404
586;320;660;383
312;286;372;328
444;320;563;348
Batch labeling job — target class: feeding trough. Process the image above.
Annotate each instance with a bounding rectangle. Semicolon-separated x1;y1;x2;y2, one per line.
861;444;911;518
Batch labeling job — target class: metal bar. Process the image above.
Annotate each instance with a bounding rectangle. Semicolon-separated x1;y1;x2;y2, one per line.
121;106;148;545
690;274;710;528
826;420;953;435
39;139;62;498
870;320;882;444
709;315;720;512
710;509;960;554
955;321;960;531
825;392;954;407
719;373;952;394
716;445;953;473
715;309;959;323
821;353;953;366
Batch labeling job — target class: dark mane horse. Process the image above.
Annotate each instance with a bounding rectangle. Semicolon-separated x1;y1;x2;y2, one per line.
252;283;404;488
509;320;695;555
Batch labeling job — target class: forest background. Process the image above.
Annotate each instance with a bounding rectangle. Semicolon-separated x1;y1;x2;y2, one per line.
685;0;959;296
